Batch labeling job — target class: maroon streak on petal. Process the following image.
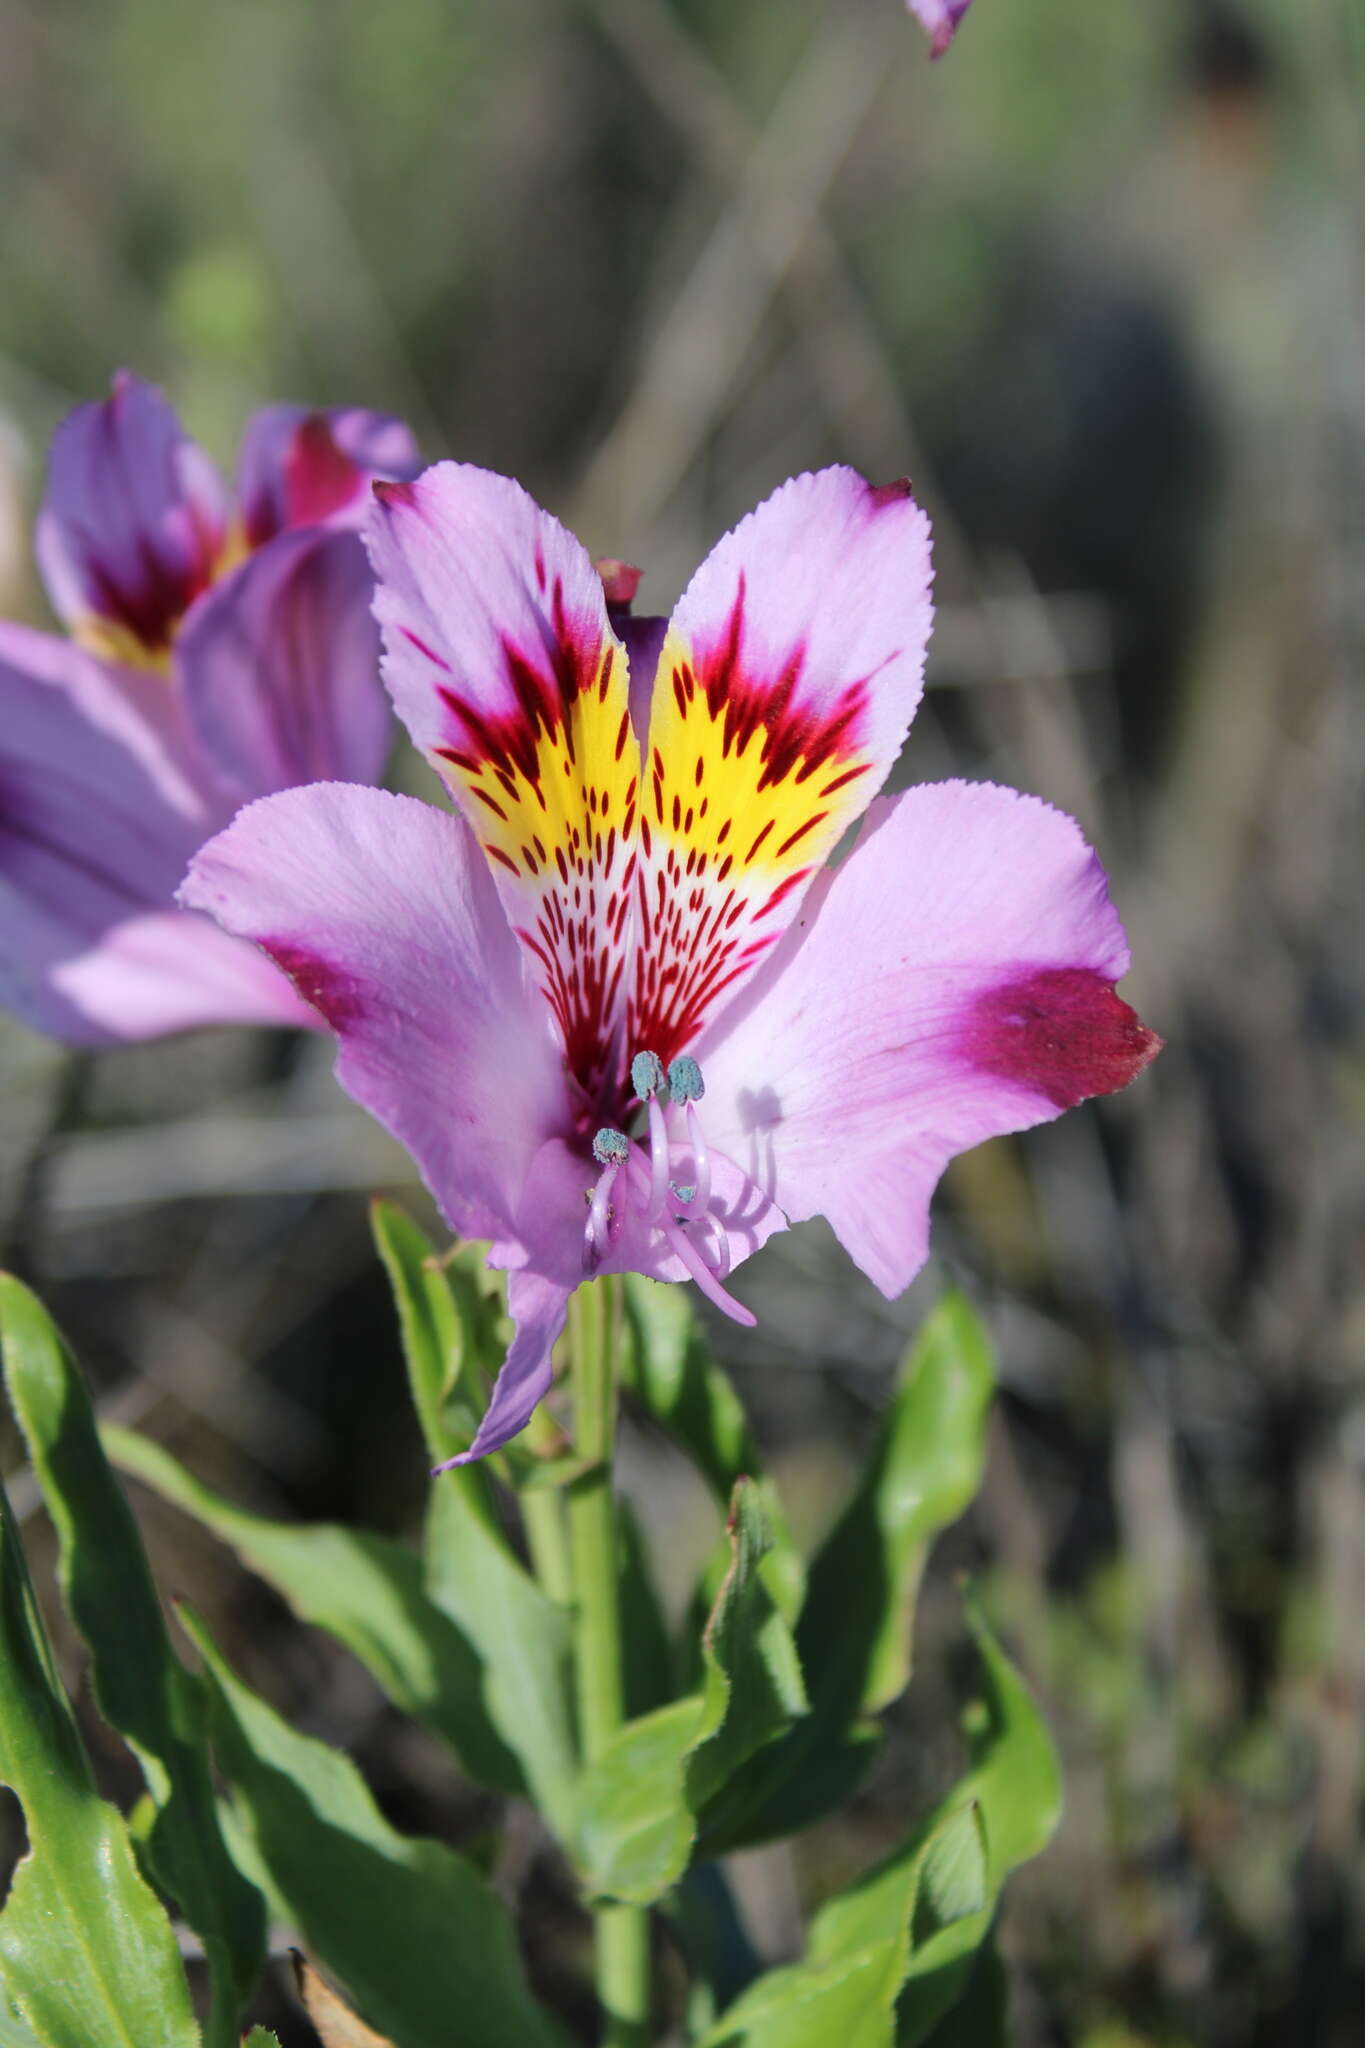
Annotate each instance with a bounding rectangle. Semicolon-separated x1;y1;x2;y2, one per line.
962;966;1161;1109
373;477;418;510
256;938;366;1030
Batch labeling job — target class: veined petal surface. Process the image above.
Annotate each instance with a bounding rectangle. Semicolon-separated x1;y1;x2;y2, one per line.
699;780;1160;1297
176;529;390;803
35;371;228;664
368;465;642;1104
237;405;420;548
627;469;932;1068
182;783;568;1243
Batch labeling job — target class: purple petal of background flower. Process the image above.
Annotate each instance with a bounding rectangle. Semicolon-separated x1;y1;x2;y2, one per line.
34;371;228;656
175;529;391;804
908;0;972;58
0;623;310;1041
236;405;421;549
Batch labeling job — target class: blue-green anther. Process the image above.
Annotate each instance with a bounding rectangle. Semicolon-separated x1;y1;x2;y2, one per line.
631;1050;667;1100
667;1055;705;1104
592;1127;630;1165
670;1182;697;1205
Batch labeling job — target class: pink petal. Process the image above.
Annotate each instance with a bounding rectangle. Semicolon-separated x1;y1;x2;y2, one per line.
367;464;641;1102
908;0;972;57
434;1271;572;1471
35;372;228;661
439;1136;786;1461
175;529;390;803
181;783;569;1244
237;405;421;549
626;468;933;1070
698;780;1160;1297
507;1134;787;1292
0;624;309;1041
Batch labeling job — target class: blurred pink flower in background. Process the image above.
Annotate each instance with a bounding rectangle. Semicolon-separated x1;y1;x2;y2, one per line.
184;461;1159;1465
0;373;417;1043
908;0;973;58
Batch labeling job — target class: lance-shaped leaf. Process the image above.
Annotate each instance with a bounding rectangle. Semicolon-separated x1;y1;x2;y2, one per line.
804;1294;996;1716
180;1605;571;2048
0;1274;261;2045
104;1423;522;1798
373;1204;580;1835
574;1478;807;1904
621;1277;801;1620
0;1468;199;2047
371;1199;503;1464
694;1589;1060;2048
700;1294;995;1852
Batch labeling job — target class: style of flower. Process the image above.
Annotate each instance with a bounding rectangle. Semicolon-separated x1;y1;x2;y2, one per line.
907;0;973;58
0;372;418;1042
183;462;1160;1465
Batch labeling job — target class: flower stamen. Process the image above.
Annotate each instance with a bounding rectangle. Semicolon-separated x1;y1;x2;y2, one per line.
631;1048;671;1219
662;1211;755;1327
584;1126;630;1271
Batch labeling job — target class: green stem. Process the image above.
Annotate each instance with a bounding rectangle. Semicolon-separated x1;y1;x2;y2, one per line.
566;1278;651;2047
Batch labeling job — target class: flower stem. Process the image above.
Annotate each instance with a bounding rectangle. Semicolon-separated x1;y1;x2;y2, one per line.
566;1277;651;2047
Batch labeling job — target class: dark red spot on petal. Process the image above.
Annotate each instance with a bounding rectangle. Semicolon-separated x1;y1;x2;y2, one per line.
964;967;1161;1109
260;941;365;1030
373;477;417;510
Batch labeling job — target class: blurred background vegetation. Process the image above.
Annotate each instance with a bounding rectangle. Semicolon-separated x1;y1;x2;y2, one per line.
1;0;1363;2040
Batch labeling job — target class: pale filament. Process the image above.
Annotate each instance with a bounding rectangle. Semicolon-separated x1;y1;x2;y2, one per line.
581;1062;750;1322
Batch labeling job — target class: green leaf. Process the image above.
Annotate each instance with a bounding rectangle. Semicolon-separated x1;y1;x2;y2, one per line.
621;1278;801;1620
696;1587;1060;2048
104;1423;523;1798
0;1471;199;2047
371;1199;497;1464
0;1274;261;2045
909;1803;988;1946
0;2012;45;2048
574;1696;703;1905
180;1605;571;2048
242;2035;282;2048
574;1479;807;1903
424;1475;579;1839
802;1294;995;1718
372;1199;580;1835
701;1295;995;1851
690;1482;808;1806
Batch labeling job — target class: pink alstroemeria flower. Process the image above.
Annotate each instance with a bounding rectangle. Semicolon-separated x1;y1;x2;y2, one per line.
0;372;418;1043
183;463;1159;1465
908;0;972;58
